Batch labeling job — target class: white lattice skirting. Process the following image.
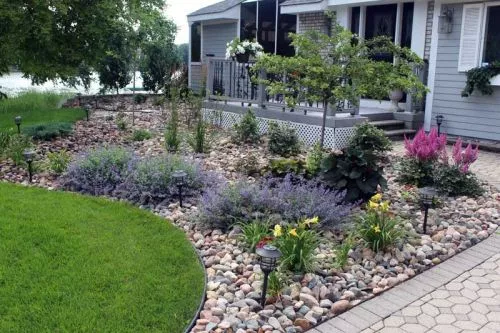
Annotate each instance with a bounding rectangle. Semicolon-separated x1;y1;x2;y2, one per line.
203;109;355;150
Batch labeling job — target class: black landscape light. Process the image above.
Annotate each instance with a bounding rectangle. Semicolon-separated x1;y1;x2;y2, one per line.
84;104;92;121
419;187;437;234
256;244;282;307
172;170;188;207
436;115;444;136
14;116;22;134
23;149;35;183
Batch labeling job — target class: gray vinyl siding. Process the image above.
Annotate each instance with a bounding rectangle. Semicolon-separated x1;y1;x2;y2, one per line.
202;22;238;62
190;64;203;93
431;3;500;141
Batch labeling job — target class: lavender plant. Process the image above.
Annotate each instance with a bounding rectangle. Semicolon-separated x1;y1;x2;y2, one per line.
198;174;356;231
64;146;132;195
118;154;208;204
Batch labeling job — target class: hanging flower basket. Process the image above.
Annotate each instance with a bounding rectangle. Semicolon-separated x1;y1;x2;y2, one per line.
235;52;250;64
226;38;264;63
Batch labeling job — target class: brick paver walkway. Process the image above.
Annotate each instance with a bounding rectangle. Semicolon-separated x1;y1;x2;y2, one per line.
392;142;500;190
309;234;500;333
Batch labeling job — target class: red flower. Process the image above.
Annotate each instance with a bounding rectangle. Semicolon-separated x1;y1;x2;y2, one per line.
256;236;275;249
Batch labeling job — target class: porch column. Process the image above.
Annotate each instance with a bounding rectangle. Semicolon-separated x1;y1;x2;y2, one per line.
336;6;350;29
395;2;403;45
359;6;366;39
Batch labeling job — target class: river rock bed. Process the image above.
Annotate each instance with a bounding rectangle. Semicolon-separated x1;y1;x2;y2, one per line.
1;102;499;333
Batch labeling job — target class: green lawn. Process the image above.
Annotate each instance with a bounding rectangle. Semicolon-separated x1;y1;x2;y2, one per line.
0;182;204;332
0;92;85;132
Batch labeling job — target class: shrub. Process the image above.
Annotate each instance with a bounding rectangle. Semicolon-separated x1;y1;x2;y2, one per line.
165;93;180;152
64;147;132;195
395;157;434;187
322;122;390;202
355;194;405;252
188;116;210;153
235;152;260;176
116;118;127;131
3;134;33;165
23;122;73;140
133;94;147;104
267;122;300;156
305;143;324;177
0;132;12;155
47;150;71;174
198;174;355;231
118;154;207;204
433;165;484;197
131;129;152;142
349;122;392;153
273;217;320;273
265;158;305;178
232;109;260;143
238;219;272;253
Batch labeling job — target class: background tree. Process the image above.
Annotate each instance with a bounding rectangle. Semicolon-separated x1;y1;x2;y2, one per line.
177;44;189;65
0;0;171;90
138;13;179;93
253;17;426;147
97;31;133;94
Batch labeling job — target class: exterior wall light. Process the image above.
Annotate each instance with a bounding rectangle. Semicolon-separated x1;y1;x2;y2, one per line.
256;244;282;307
439;7;454;34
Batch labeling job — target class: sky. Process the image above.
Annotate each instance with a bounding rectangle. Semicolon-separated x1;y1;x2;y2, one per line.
165;0;221;44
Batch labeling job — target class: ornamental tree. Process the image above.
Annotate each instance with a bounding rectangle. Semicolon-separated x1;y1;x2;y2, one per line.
253;16;427;147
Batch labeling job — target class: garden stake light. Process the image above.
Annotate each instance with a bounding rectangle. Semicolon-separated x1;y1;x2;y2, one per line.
419;187;437;234
172;170;187;207
23;149;35;183
436;115;444;136
256;244;281;307
14;116;21;134
84;104;92;121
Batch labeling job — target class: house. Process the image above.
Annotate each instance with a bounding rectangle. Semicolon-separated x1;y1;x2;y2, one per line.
187;0;500;142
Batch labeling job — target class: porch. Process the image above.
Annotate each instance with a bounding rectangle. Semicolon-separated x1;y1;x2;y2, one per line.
203;57;425;146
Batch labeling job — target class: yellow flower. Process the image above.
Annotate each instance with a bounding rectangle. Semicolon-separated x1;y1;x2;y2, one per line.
368;200;379;210
303;216;319;226
288;228;298;237
372;224;381;233
273;225;282;237
370;193;382;202
380;201;390;212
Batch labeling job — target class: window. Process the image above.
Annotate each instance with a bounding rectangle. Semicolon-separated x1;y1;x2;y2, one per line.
401;3;414;49
366;4;397;62
484;5;500;64
240;1;257;41
351;7;360;35
258;0;277;53
277;0;296;56
190;22;201;62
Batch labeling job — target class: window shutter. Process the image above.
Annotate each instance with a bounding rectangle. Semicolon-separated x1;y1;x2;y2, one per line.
458;4;484;72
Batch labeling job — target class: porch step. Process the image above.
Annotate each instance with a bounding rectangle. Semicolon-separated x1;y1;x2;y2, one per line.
384;128;416;140
370;119;406;131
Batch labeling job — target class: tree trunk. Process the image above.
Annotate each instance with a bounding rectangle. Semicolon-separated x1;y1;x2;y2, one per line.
320;99;328;148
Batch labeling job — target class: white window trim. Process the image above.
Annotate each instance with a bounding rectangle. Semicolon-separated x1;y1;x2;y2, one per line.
479;1;500;67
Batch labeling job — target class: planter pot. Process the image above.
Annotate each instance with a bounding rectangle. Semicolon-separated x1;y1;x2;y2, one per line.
389;89;404;112
235;53;250;63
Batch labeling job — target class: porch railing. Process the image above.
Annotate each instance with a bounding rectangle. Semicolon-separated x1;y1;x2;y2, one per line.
206;58;359;115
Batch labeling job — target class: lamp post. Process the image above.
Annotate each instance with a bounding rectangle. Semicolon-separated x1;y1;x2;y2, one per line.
23;149;35;183
436;115;444;136
84;104;91;121
419;187;437;234
14;116;22;134
256;244;282;307
172;170;187;207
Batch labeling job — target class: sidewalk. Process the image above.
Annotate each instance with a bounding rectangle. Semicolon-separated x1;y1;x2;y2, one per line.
309;234;500;333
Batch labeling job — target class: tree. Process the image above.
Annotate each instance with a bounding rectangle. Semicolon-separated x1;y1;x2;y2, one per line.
138;15;179;93
0;0;169;89
253;16;427;147
97;31;133;94
177;43;189;65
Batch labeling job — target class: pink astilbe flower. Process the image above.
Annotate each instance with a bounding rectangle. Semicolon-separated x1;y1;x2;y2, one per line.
451;138;479;173
404;128;447;161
